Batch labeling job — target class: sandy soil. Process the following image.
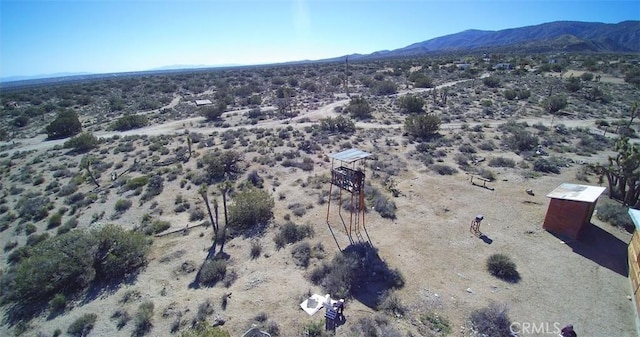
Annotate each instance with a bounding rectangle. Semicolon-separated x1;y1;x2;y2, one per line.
0;79;635;337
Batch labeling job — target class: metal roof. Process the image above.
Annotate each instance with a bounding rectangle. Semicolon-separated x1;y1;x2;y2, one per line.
545;183;606;203
329;148;372;163
628;208;640;232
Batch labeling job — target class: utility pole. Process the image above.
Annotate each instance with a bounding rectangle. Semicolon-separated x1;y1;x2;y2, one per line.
345;56;350;97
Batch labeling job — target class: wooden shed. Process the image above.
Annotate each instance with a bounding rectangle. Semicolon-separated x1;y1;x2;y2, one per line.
627;208;640;332
542;183;606;239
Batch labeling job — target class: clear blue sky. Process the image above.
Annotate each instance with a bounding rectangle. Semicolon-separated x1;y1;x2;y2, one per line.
1;0;638;78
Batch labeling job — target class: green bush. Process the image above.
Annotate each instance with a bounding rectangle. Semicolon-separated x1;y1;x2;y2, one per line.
319;116;356;134
228;187;274;232
2;225;149;321
67;313;97;337
201;103;226;121
487;254;520;282
405;114;441;139
200;150;244;183
48;213;63;229
127;176;149;190
346;96;372;119
46;110;82;140
64;132;99;153
420;312;452;335
110;114;148;131
597;202;634;231
49;293;67;315
399;95;425;113
470;302;512;337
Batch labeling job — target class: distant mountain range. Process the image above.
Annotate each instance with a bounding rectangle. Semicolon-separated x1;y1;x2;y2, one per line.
342;20;640;61
2;20;638;87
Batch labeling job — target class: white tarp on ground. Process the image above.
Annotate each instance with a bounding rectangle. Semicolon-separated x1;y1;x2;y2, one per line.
300;294;336;316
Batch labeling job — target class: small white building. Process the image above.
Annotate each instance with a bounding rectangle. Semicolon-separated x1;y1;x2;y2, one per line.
195;99;212;106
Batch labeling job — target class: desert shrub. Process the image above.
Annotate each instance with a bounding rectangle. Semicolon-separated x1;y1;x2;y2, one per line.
49;293;67;315
189;208;206;221
319;116;356;134
26;233;50;246
200;150;244;183
378;290;406;317
67;313;97;337
200;103;226;121
47;213;63;229
274;222;314;249
141;175;164;202
596;201;634;231
4;241;18;252
458;143;476;153
112;309;131;330
57;182;78;197
288;202;307;217
250;240;262;259
16;194;50;221
488;157;516;168
483;76;501;88
365;186;397;219
291;241;312;268
140;219;170;235
542;95;568;114
126;176;149;190
430;164;457;175
399;95;425;113
133;301;154;336
247;170;264;188
346;96;372;119
503;89;517;100
200;258;227;286
533;158;561;174
46;109;82;140
374;80;397;96
478;140;495;151
32;176;45;186
420;312;452;335
470;302;512;337
405;114;441;139
505;130;538;152
228;186;274;232
64;132;99;153
487;254;520;282
110;114;148;131
180;325;231;337
308;243;404;300
477;168;496;181
303;320;325;337
115;198;133;212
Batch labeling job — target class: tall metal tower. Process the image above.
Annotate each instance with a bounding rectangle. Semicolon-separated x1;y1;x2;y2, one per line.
325;148;372;250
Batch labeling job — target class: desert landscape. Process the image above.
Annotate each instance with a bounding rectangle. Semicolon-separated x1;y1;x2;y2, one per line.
0;52;639;337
